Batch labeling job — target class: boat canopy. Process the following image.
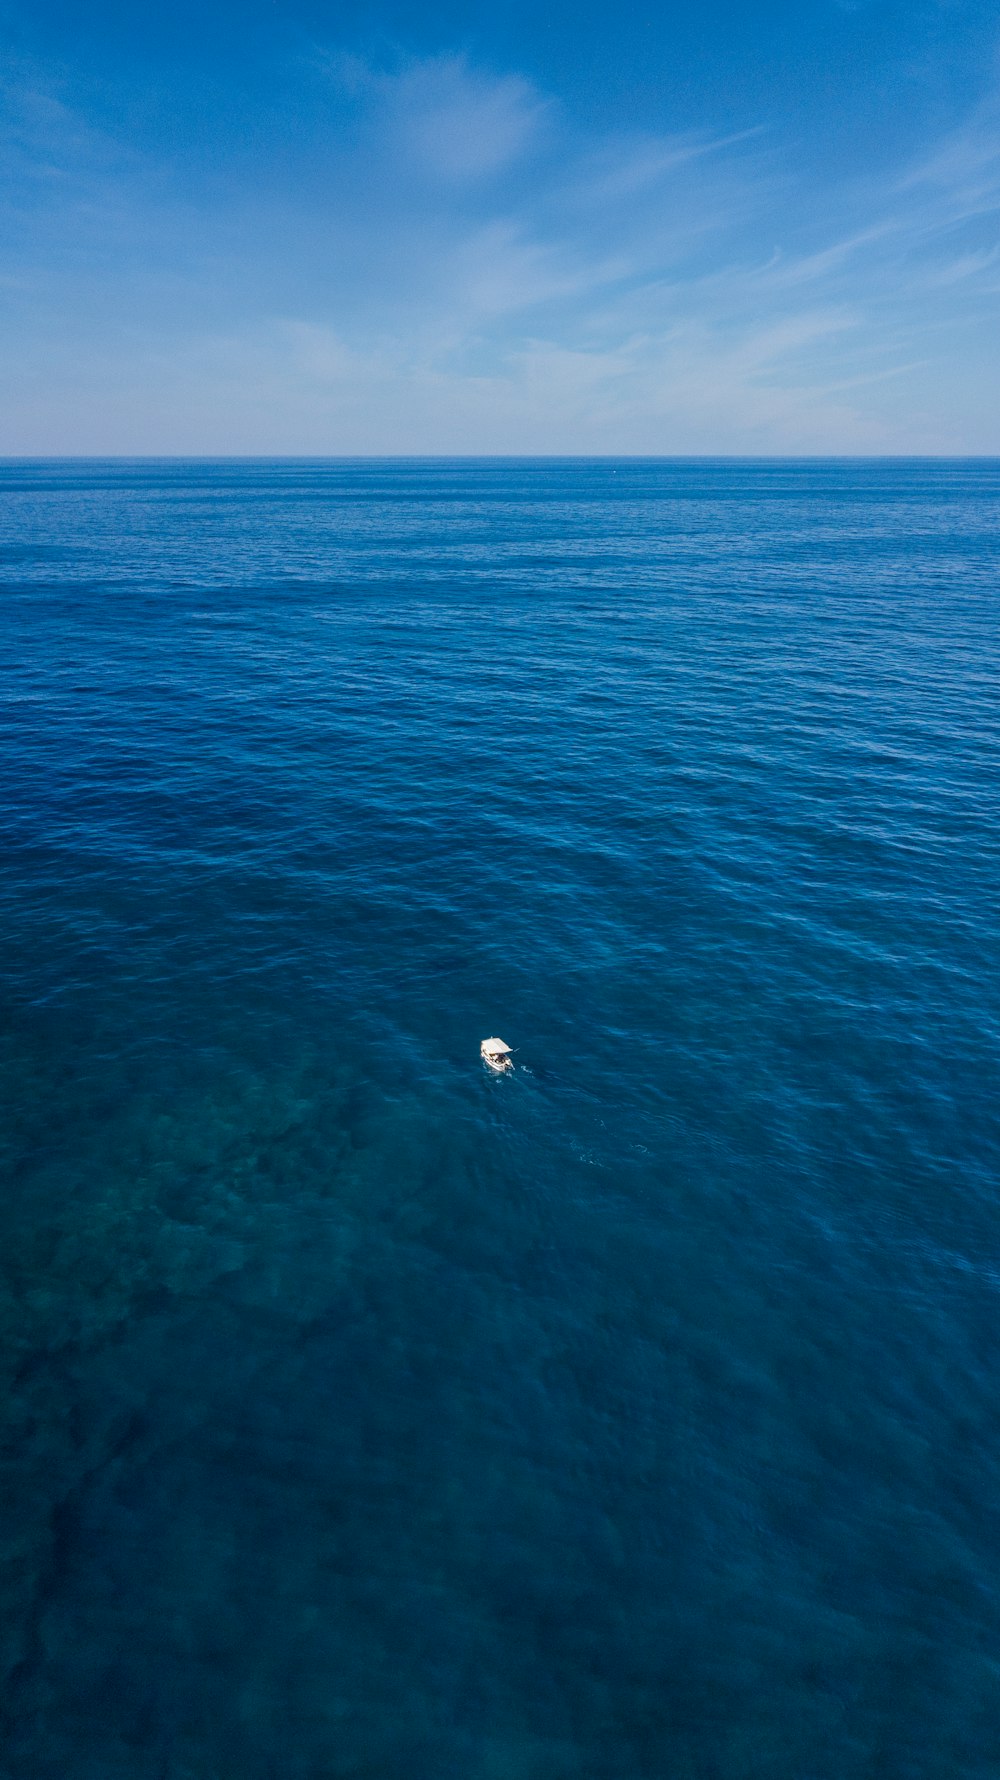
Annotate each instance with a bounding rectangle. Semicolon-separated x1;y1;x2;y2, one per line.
481;1037;512;1056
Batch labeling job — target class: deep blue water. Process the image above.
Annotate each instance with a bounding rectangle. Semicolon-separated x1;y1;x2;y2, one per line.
2;458;999;1779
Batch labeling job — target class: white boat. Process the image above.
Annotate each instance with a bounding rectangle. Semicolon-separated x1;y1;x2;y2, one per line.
481;1037;513;1072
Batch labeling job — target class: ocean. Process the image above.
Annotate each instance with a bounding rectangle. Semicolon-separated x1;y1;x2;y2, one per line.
2;457;998;1778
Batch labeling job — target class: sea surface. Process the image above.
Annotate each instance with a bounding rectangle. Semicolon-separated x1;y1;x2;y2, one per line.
2;457;999;1779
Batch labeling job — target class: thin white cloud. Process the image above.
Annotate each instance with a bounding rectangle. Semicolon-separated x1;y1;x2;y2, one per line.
392;58;549;180
922;246;1000;287
3;44;1000;449
896;84;1000;224
319;50;550;182
575;128;766;203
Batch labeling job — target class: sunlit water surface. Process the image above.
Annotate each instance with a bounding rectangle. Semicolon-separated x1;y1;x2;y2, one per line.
2;458;999;1778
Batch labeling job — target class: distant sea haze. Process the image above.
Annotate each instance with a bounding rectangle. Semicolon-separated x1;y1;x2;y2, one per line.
2;458;999;1779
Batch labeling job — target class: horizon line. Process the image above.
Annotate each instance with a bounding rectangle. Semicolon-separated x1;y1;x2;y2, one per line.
3;453;1000;464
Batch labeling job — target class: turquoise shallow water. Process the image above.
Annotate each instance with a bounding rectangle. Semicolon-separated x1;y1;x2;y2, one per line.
2;457;999;1778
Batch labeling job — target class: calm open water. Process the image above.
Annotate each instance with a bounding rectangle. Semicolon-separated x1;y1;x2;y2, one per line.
2;458;999;1778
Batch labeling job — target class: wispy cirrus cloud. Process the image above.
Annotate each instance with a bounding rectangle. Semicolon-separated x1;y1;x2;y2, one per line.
318;50;551;183
1;40;999;450
900;92;1000;221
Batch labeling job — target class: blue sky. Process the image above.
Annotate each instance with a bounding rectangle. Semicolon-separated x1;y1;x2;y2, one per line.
2;0;999;451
